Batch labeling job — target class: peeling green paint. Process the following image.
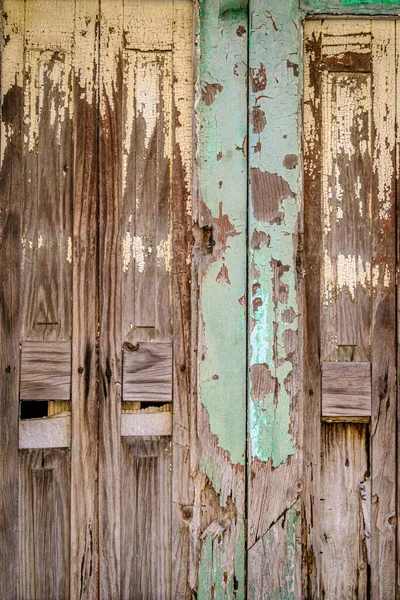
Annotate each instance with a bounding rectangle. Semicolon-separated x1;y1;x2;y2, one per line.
302;0;400;12
249;507;298;600
197;0;247;466
198;524;245;600
248;0;300;467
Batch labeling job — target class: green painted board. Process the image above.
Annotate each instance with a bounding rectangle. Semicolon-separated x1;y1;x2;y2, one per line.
302;0;400;13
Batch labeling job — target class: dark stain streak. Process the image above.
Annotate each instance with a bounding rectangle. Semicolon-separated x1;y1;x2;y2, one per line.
84;344;92;399
201;83;223;106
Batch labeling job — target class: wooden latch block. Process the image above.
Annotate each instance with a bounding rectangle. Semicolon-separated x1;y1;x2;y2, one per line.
322;362;371;418
123;342;172;402
20;341;71;401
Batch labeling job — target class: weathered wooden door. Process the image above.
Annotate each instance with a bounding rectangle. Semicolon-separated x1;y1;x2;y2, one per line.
0;1;192;598
304;18;397;598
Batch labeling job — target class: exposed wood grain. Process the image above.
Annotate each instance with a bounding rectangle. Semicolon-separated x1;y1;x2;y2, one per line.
322;362;371;417
19;448;70;600
19;413;71;449
370;20;397;599
321;423;368;599
70;2;99;597
121;437;172;600
303;20;326;598
22;1;74;342
123;342;172;402
304;19;397;599
170;2;193;597
98;1;122;595
20;341;71;400
121;411;172;437
0;2;23;596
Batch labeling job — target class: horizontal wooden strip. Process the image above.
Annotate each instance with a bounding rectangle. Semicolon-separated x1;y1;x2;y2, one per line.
19;413;71;449
322;362;371;418
121;412;172;437
123;341;172;402
20;341;71;400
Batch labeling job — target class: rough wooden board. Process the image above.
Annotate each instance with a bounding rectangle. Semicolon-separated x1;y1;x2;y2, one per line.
370;20;397;599
247;0;302;596
195;0;247;596
20;341;71;400
322;362;371;417
98;1;123;596
247;502;301;600
170;2;193;597
321;423;369;599
19;448;70;600
22;0;74;342
121;437;172;600
19;413;71;449
123;342;172;402
70;1;99;597
121;411;172;436
0;2;23;597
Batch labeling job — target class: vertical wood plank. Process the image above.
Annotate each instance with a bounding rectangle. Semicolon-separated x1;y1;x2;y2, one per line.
98;0;122;596
120;437;172;600
303;20;323;598
71;1;99;598
171;1;193;597
0;2;23;597
19;449;71;600
320;424;369;599
195;0;247;596
248;1;302;597
370;20;397;600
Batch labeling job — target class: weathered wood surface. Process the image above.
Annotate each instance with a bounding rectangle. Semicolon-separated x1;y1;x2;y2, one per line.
322;362;371;417
70;1;99;597
123;342;172;402
321;423;369;598
19;448;70;600
19;412;71;449
0;3;23;596
121;411;172;437
304;19;397;599
121;437;172;600
247;1;302;596
194;0;247;596
302;0;400;14
20;341;71;400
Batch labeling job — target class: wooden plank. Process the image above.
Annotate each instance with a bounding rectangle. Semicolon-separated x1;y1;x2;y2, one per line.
0;2;24;597
123;342;172;402
70;1;99;597
302;0;400;14
396;18;400;595
322;362;371;417
194;0;247;596
121;411;172;437
20;341;71;400
303;19;325;598
248;1;302;596
121;437;172;599
19;448;70;600
19;413;71;449
170;1;193;597
98;1;122;596
370;20;397;599
22;1;74;341
320;423;369;598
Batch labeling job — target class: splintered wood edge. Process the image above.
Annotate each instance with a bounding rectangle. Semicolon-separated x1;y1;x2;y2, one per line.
121;412;172;437
19;413;71;449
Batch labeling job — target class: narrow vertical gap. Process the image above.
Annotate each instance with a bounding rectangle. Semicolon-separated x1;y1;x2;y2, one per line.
245;1;251;595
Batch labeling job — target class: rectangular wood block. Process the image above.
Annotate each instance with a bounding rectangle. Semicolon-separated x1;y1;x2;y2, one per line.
123;342;172;402
20;341;71;401
322;362;371;418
